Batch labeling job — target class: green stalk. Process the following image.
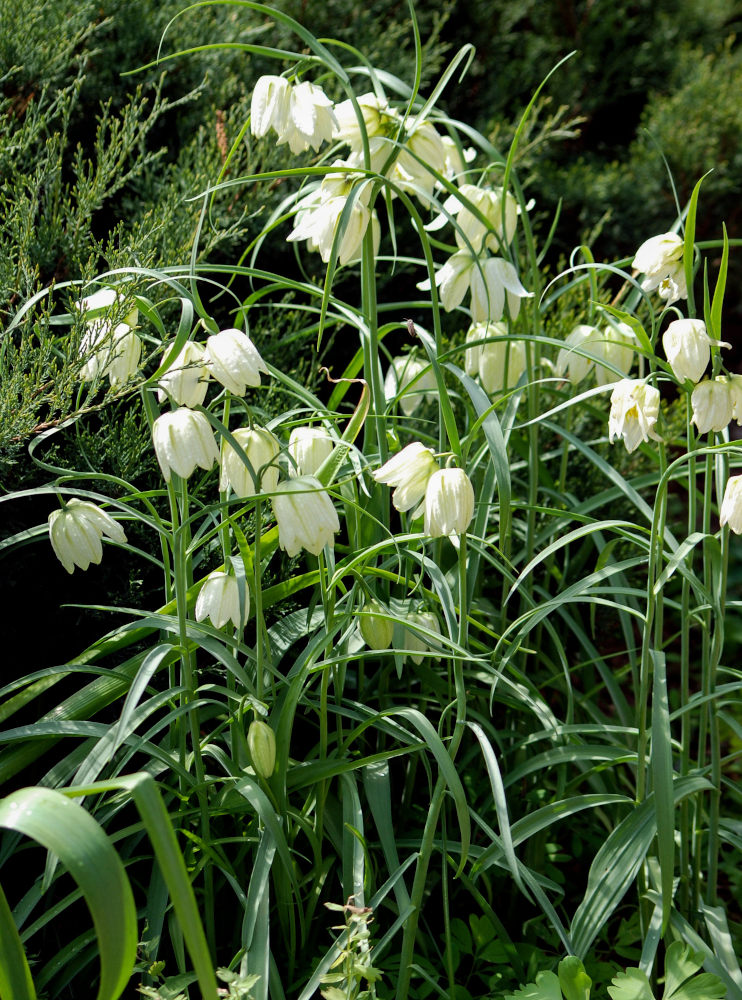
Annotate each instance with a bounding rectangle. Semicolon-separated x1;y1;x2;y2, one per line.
636;441;668;806
679;402;695;916
167;473;215;958
395;534;468;1000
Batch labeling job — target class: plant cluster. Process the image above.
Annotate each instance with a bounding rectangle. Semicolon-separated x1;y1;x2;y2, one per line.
0;3;741;1000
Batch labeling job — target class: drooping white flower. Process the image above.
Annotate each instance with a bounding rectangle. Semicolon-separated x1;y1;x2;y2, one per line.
205;328;268;395
288;426;334;477
454;183;518;253
157;341;209;408
372;441;439;514
79;321;142;386
195;571;248;629
419;251;531;322
662;318;729;385
424;467;475;537
728;375;742;425
220;426;280;497
271;476;340;557
287;185;376;266
608;379;662;453
403;610;440;665
358;599;394;650
691;377;733;434
390;120;447;203
633;232;686;304
465;322;527;394
152;408;220;482
720;476;742;534
48;498;127;574
384;355;437;416
250;75;291;140
556;323;635;387
281;81;337;155
74;286;138;328
333;91;397;149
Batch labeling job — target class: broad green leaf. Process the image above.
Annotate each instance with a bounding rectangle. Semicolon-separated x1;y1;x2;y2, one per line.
558;956;592;1000
607;968;655;1000
0;787;137;1000
709;223;729;343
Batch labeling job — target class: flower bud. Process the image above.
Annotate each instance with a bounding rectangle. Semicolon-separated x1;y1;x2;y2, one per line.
424;468;475;538
720;476;742;535
48;499;127;574
359;600;394;650
288;426;334;477
691;377;733;434
248;720;276;779
220;426;280;497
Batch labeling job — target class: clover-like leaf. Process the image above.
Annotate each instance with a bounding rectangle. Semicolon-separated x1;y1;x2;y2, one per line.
505;970;562;1000
607;967;655;1000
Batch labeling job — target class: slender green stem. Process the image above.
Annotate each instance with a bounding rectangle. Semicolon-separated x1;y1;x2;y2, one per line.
395;534;468;1000
167;473;216;958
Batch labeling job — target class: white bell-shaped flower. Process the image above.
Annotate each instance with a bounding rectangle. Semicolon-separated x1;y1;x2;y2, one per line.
220;426;280;497
662;318;729;385
633;232;686;304
48;498;127;574
391;120;447;204
152;408;220;482
466;322;527;394
80;321;142;386
424;467;475;537
455;183;518;253
384;355;437;416
205;328;268;395
157;341;209;407
250;75;291;139
720;476;742;535
195;571;248;629
556;323;634;387
333;91;397;150
608;379;662;453
271;476;340;557
288;426;334;477
372;441;439;514
691;377;733;434
280;81;337;155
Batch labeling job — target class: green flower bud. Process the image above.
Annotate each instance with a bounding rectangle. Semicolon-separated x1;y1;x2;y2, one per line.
359;600;393;650
248;720;276;779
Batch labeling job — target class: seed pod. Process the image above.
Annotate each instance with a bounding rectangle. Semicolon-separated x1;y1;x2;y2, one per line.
248;720;276;779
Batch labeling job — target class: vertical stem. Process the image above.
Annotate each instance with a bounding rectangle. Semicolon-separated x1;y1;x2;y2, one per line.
167;473;216;957
396;534;468;1000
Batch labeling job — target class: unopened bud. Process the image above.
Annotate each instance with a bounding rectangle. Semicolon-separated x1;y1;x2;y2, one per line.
248;720;276;779
359;600;393;650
